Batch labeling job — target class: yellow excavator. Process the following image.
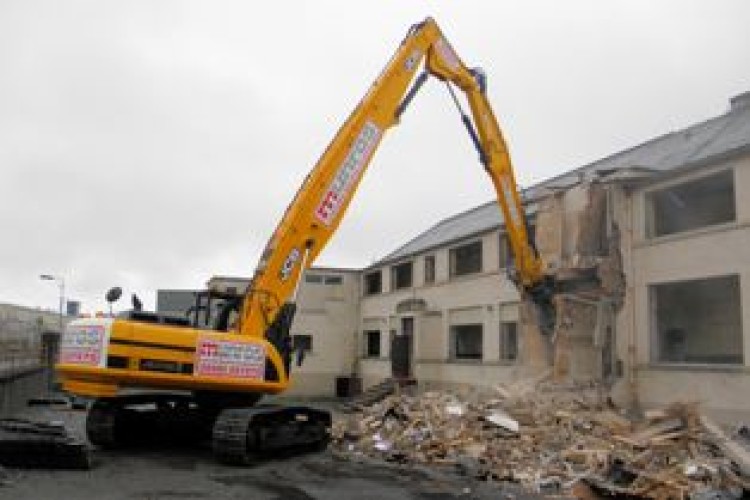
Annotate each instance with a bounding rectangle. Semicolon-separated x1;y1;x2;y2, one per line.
56;17;555;463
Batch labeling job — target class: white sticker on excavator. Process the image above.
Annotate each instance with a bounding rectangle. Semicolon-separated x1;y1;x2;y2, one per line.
279;247;301;281
59;319;112;367
315;120;381;225
194;337;266;379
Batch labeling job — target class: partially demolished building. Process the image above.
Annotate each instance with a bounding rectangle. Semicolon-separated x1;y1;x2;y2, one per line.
358;91;750;419
172;91;750;419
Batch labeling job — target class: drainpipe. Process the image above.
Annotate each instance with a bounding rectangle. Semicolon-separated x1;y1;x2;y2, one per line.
624;188;640;409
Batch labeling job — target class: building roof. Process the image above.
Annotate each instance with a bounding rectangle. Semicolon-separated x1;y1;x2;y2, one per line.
376;201;540;266
205;266;361;288
374;93;750;266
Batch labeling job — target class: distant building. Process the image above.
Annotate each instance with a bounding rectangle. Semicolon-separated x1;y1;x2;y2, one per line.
156;289;201;320
0;303;68;366
65;301;81;317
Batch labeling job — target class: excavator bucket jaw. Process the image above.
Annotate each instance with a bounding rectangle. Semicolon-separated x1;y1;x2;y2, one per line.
526;276;558;336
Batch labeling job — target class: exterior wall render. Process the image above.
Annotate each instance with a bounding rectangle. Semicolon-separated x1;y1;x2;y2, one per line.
613;154;750;418
359;230;524;390
268;268;362;397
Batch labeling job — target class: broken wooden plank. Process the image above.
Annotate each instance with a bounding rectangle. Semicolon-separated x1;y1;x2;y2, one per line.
626;418;684;446
700;415;750;478
333;389;743;499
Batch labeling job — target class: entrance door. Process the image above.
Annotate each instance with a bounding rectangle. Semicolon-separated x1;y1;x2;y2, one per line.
391;317;413;379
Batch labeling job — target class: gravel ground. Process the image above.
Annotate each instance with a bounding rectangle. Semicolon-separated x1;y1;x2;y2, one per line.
0;400;542;500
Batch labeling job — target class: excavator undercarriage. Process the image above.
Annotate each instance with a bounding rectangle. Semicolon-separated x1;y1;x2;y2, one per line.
85;392;330;463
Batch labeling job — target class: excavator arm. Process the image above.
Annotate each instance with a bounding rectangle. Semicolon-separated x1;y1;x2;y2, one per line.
240;17;553;349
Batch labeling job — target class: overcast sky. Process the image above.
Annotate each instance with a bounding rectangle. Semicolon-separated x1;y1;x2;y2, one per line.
1;0;749;314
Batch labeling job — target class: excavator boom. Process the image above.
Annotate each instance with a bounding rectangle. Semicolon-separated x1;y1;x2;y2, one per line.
241;18;550;347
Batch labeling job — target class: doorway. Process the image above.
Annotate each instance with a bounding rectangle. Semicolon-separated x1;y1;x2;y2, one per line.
391;317;414;379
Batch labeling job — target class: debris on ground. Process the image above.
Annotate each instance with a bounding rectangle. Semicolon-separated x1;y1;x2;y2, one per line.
26;395;71;408
0;465;15;487
26;394;88;411
0;418;90;470
332;382;750;499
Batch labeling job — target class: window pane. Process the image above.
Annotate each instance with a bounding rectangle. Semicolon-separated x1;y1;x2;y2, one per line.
424;255;435;284
651;275;742;364
292;334;312;352
305;274;323;284
450;241;482;277
647;170;735;237
391;262;413;289
364;330;381;357
364;271;382;295
500;322;518;361
450;324;483;360
324;275;343;285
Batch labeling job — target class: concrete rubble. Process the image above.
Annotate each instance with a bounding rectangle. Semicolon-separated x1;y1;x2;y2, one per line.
0;417;90;470
332;381;750;499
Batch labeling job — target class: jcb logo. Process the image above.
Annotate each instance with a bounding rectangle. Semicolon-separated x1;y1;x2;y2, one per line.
280;248;301;281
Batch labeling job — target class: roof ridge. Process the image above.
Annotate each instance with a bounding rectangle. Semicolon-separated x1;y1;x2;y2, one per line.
534;109;735;191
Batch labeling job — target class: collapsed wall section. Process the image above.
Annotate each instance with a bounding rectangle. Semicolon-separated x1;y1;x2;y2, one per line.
521;181;625;383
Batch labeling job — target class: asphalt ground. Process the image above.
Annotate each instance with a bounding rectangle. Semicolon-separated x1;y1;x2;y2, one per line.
0;398;543;500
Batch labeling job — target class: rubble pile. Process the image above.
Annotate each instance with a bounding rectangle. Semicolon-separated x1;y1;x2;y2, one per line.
332;383;749;499
0;418;90;470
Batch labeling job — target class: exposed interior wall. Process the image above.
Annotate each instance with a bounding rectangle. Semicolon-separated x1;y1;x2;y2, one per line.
534;193;564;272
552;299;600;381
529;181;625;383
518;301;551;374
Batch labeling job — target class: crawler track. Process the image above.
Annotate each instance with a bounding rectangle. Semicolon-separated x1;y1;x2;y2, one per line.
212;406;331;465
86;394;208;449
86;395;331;465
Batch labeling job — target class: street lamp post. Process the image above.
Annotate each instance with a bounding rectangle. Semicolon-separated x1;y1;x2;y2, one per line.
40;274;65;336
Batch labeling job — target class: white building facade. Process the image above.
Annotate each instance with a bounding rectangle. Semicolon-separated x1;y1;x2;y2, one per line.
358;91;750;419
